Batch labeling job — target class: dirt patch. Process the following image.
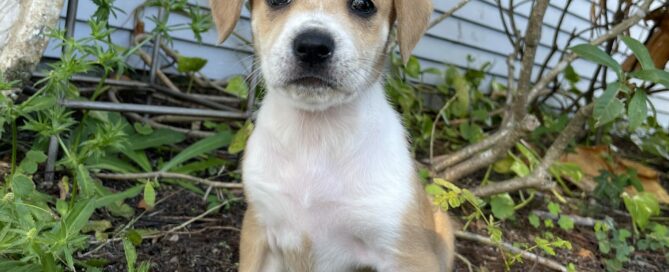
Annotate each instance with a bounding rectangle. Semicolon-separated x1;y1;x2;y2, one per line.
83;183;668;272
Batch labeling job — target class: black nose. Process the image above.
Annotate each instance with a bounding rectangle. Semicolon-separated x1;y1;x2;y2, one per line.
293;31;335;65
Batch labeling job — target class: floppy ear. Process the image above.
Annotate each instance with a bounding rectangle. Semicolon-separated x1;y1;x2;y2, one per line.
393;0;432;64
209;0;245;43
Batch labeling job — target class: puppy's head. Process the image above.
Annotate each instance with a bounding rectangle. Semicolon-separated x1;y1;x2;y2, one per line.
210;0;432;110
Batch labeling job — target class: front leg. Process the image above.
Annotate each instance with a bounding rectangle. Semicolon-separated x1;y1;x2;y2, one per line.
239;207;283;272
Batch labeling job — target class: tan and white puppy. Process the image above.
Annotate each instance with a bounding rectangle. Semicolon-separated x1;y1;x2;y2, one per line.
210;0;454;271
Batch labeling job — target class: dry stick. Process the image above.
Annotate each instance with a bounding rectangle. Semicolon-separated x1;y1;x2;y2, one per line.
164;199;239;234
455;231;568;272
531;210;597;227
95;172;243;190
428;0;472;29
435;0;654;179
471;104;594;197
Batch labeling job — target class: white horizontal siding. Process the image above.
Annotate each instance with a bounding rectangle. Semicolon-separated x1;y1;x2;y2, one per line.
45;0;668;125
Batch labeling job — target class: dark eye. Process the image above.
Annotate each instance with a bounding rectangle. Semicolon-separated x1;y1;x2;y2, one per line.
267;0;291;8
349;0;376;17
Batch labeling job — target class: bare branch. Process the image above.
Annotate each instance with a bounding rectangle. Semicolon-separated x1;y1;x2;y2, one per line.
471;104;594;197
95;172;244;190
428;0;471;29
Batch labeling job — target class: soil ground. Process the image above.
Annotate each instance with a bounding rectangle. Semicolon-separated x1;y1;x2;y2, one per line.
85;181;668;272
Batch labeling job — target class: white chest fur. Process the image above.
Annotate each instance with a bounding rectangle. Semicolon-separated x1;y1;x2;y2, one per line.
242;83;416;269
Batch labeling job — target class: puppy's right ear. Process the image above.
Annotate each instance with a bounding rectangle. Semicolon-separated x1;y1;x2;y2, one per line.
209;0;245;43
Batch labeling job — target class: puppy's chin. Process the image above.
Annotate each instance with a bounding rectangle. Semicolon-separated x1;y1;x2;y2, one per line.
271;81;358;112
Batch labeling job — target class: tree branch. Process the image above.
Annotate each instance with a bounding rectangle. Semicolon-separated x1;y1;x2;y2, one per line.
428;0;471;29
434;0;654;182
471;104;593;197
528;0;654;103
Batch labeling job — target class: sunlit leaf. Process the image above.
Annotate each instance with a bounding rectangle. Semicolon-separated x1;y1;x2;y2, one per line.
622;192;660;230
228;121;254;155
571;44;621;76
176;56;208;73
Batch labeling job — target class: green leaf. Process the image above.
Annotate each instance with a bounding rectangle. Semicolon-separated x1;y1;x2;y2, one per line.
18;161;38;175
127;230;143;246
459;123;483;144
493;157;514;174
571;44;621;76
126;128;186;151
594;82;624;127
630;69;669;89
490;193;515;220
88;156;141;174
64;199;96;236
25;150;47;163
529;213;541;228
176;56;208;73
76;164;95;197
133;122;154;135
548;202;561;216
510;160;530;178
425;184;446;196
228;121;254;155
123;238;137;272
96;185;144;208
564;64;580;84
627;89;648;131
452;75;470;117
405;56;421;78
534;237;557;255
622;192;660;230
143;182;156;208
11;174;35;197
224;76;249;99
120;149;152;172
621;36;655;71
160;132;233;172
422;67;442;75
558;215;575;230
18;95;57;114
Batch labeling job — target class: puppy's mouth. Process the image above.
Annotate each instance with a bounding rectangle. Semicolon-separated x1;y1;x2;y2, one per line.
287;75;337;89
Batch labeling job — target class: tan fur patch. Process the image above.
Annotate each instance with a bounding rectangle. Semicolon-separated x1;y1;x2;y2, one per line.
393;178;455;271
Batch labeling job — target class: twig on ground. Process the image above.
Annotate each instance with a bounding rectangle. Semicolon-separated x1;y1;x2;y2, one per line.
94;172;243;190
455;253;475;272
428;0;471;29
165;199;239;234
531;210;597;227
455;230;568;272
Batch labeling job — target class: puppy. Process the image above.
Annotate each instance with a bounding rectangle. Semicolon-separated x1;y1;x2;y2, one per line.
209;0;455;271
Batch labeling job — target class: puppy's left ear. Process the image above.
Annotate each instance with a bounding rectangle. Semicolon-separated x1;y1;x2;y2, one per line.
393;0;432;64
209;0;245;43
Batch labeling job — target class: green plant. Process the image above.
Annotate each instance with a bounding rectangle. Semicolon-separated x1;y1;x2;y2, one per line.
592;170;643;208
0;1;239;269
594;220;636;271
